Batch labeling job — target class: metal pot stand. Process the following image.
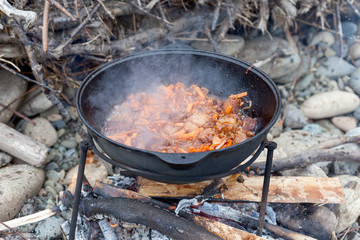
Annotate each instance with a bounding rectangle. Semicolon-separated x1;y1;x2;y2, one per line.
68;135;277;240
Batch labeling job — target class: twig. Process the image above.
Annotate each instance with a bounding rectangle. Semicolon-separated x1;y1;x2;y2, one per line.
283;25;298;54
42;0;50;52
0;102;34;123
308;135;360;150
12;23;87;139
0;55;20;72
130;2;173;25
346;0;360;17
335;3;343;59
97;0;115;20
0;220;28;240
52;3;101;56
0;62;58;92
296;18;340;35
0;208;57;231
340;226;351;240
211;0;221;31
49;0;77;21
157;0;174;43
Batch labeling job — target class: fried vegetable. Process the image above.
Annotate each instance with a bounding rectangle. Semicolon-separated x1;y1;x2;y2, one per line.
104;83;256;153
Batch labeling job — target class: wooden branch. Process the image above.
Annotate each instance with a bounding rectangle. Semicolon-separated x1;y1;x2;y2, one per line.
264;222;317;240
308;135;360;150
0;122;48;166
93;182;264;240
193;216;266;240
52;3;101;57
42;0;50;52
48;0;77;21
0;0;37;29
137;174;344;204
251;148;360;172
0;209;56;231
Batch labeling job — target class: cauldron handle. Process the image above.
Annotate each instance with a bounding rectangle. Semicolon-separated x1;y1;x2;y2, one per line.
152;151;210;168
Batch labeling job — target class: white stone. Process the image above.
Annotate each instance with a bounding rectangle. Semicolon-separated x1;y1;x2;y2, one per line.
20;88;54;116
24;117;58;147
309;31;335;47
0;70;28;123
336;175;360;233
0;164;44;221
272;130;335;156
300;91;360;119
331;116;358;132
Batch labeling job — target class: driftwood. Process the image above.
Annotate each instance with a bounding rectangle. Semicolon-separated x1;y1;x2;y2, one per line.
0;122;47;166
251;148;360;173
94;181;317;240
0;209;56;231
61;190;223;240
137;174;344;203
93;181;266;240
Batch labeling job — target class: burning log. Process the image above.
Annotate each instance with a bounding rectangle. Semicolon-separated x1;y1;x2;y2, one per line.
137;174;344;204
0;122;47;166
93;181;265;240
62;190;223;240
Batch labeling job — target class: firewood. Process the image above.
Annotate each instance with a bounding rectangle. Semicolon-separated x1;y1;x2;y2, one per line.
137;174;344;204
93;181;264;240
0;208;56;231
0;122;47;167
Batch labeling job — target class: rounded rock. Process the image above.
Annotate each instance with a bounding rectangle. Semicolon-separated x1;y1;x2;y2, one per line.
331;116;358;132
35;216;65;239
0;152;12;167
284;104;307;129
302;123;323;134
349;67;360;94
317;56;356;79
24;117;58;147
20;89;54;117
0;70;28;123
353;106;360;121
0;164;44;221
300;91;360;119
309;31;335;47
349;42;360;60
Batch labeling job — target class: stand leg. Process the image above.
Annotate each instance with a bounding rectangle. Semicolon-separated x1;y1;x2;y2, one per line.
69;141;88;240
257;141;277;236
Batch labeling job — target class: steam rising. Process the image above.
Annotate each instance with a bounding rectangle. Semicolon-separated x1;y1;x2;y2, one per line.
80;51;278;141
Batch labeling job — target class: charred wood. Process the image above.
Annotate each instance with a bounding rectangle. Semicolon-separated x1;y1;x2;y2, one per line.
251;149;360;173
62;191;223;240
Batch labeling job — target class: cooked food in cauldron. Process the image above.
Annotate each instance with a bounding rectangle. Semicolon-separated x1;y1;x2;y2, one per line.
103;82;257;153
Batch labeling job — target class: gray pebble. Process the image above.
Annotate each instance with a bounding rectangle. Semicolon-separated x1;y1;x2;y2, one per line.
349;68;360;94
346;127;360;136
338;77;345;90
60;148;79;170
60;138;78;149
353;107;360;121
318;56;355;79
0;152;12;167
51;120;67;130
342;21;358;38
44;162;59;171
45;186;57;196
295;73;314;92
46;170;65;182
35;216;65;240
57;128;66;138
302;123;323;134
44;180;64;193
284;105;307;129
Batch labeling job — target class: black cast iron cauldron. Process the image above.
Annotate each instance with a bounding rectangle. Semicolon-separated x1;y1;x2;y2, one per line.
76;48;281;184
